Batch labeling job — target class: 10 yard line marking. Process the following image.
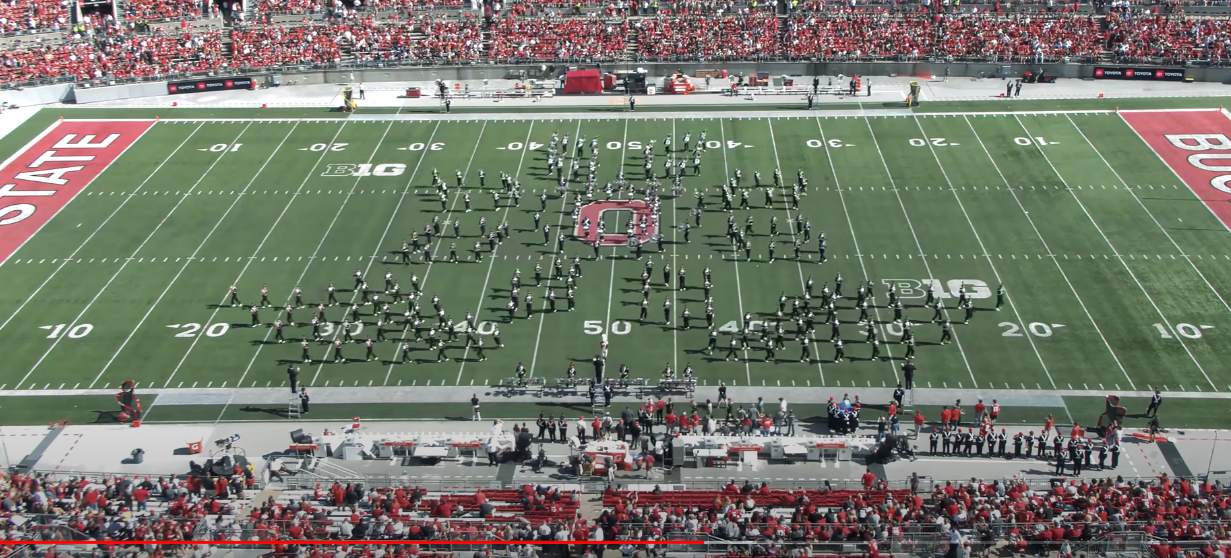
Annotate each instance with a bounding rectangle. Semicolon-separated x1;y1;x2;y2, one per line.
310;122;443;386
963;115;1133;390
861;115;979;388
90;123;302;388
911;115;1056;389
717;119;753;385
1081;115;1231;318
380;120;486;384
166;121;355;388
1017;115;1216;389
16;124;253;391
813;117;898;383
766;119;827;385
0;122;198;337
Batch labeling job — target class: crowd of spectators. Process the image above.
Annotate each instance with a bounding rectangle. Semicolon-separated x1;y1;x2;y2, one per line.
231;24;340;67
0;28;222;83
634;15;779;60
487;16;626;61
122;0;208;22
0;0;69;34
1106;13;1231;63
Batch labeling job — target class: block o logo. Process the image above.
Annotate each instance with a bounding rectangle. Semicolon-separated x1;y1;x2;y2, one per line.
576;200;657;246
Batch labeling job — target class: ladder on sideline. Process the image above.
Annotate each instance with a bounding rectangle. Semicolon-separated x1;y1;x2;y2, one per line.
288;395;301;419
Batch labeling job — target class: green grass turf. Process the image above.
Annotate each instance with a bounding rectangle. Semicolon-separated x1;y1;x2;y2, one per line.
1;99;1231;425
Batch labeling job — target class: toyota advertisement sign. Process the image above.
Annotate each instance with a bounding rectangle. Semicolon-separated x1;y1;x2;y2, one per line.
167;76;256;95
1093;67;1186;81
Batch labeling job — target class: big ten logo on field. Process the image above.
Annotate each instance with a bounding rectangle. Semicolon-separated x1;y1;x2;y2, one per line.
576;200;658;246
880;279;992;299
1164;134;1231;193
320;163;406;177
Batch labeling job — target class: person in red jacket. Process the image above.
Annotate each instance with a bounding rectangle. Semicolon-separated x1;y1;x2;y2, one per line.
862;469;876;489
914;410;926;437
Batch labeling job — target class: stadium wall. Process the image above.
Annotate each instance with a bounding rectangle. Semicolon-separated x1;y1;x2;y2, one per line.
5;61;1231;107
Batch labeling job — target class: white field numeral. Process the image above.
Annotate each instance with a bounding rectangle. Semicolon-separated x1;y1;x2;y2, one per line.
40;324;92;339
1154;322;1210;339
168;323;230;338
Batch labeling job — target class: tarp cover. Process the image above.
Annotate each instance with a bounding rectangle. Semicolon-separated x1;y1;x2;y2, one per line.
563;69;602;94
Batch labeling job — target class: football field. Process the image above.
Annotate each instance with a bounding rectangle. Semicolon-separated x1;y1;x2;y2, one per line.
3;104;1231;422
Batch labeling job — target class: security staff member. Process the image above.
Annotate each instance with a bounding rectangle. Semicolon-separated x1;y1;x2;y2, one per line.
929;430;940;454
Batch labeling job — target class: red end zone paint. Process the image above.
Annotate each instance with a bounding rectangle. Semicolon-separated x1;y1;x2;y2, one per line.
1120;110;1231;231
0;120;155;264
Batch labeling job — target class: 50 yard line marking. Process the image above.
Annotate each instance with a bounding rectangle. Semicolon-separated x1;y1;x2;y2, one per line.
15;123;253;391
962;115;1134;390
163;119;356;384
309;122;443;386
861;115;978;388
89;123;302;388
717;119;752;384
1017;115;1215;389
0;122;199;337
910;116;1055;389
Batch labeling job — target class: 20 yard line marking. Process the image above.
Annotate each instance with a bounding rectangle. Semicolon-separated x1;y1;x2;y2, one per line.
1017;115;1215;389
310;122;443;386
90;123;302;388
911;115;1055;389
164;121;355;388
862;115;979;388
717;119;753;385
17;124;253;390
0;122;201;337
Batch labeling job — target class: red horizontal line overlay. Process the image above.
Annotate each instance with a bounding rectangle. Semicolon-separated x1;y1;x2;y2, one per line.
0;541;703;546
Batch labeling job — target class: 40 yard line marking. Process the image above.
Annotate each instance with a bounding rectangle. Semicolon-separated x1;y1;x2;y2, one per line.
310;122;443;386
717;119;753;384
962;115;1133;389
911;115;1056;389
0;122;199;337
862;115;979;388
163;121;354;388
16;124;253;391
90;123;302;388
1018;115;1215;389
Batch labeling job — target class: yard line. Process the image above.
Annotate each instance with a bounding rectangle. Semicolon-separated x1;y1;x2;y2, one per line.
670;119;679;376
1015;115;1215;390
766;119;830;385
1078;115;1231;316
522;121;580;380
0;123;202;335
716;119;753;384
911;116;1056;389
89;123;301;388
164;121;355;389
812;117;897;384
309;122;443;385
962;116;1135;391
380;120;487;385
860;115;979;388
16;124;253;391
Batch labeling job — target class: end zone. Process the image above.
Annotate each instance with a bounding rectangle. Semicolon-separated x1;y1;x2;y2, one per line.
1120;109;1231;232
0;120;156;265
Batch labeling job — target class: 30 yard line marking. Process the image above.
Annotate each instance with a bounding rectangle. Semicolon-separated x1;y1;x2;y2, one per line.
814;117;897;384
16;124;253;390
382;120;486;383
525;120;580;381
911;115;1055;389
1078;115;1231;318
1017;115;1214;389
0;122;199;337
164;121;356;389
89;123;302;388
310;122;443;385
718;119;752;384
862;115;979;388
767;119;828;385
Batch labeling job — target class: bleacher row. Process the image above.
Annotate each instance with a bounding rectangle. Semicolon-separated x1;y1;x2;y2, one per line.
4;12;1230;84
